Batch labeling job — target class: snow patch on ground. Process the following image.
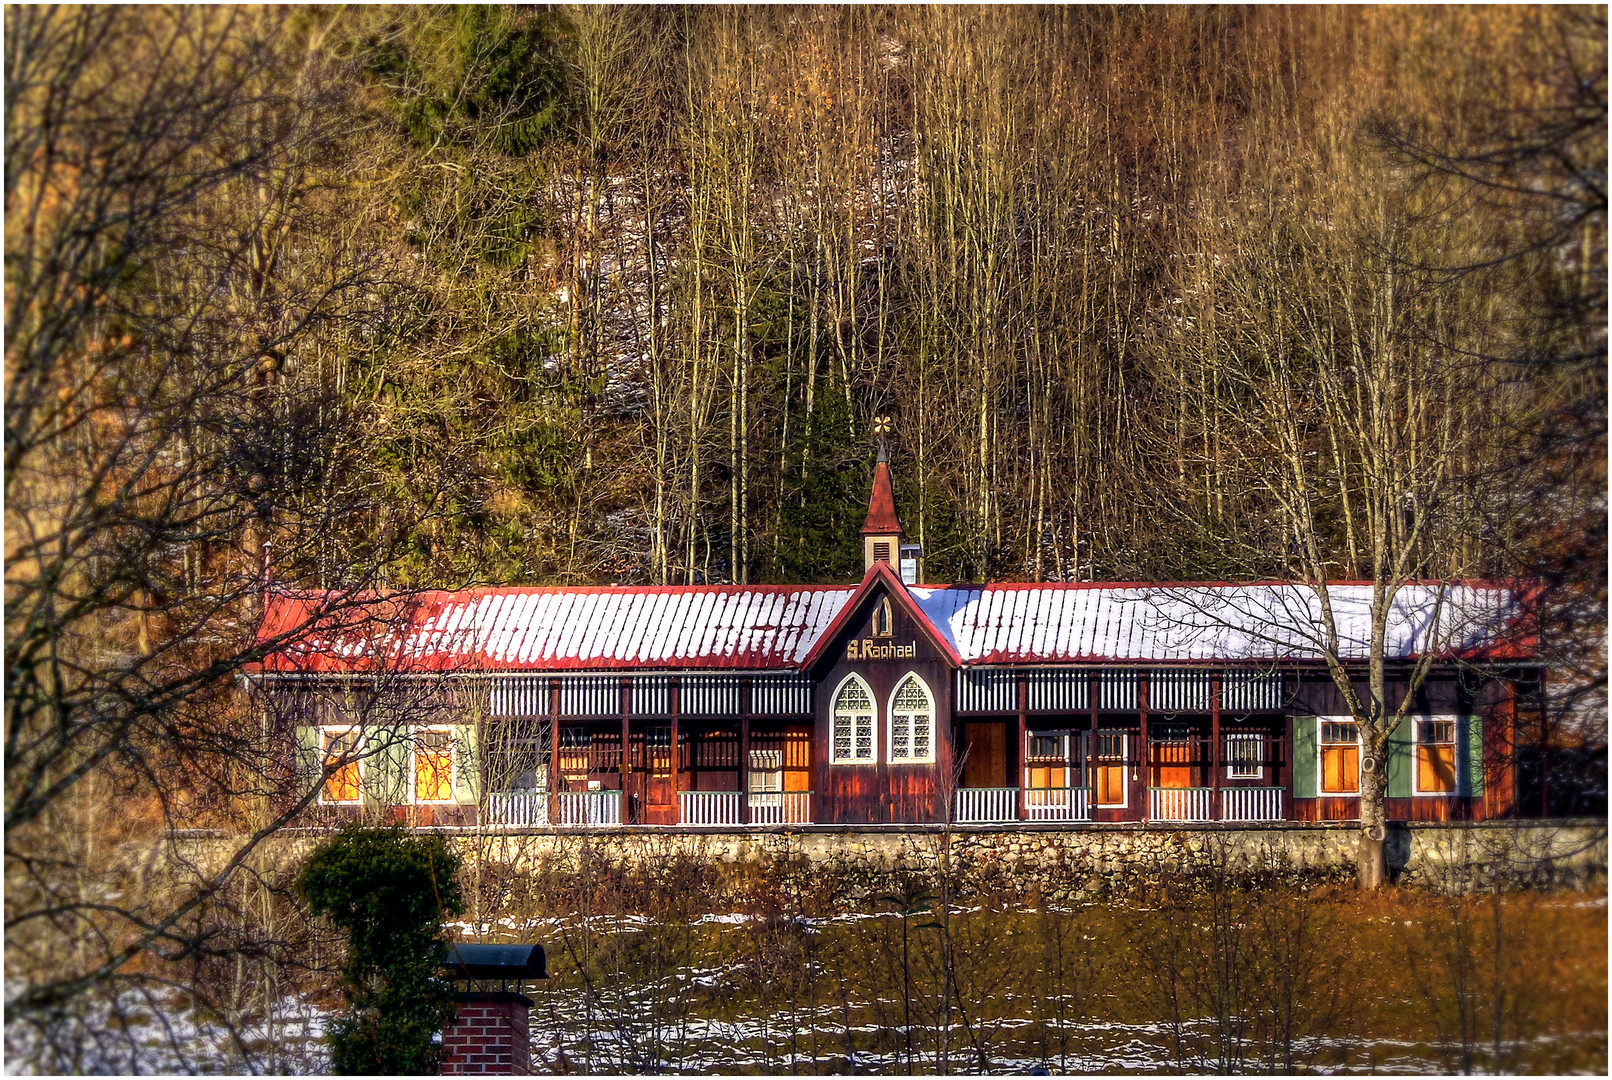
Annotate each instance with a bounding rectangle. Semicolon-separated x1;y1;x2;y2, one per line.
5;984;330;1075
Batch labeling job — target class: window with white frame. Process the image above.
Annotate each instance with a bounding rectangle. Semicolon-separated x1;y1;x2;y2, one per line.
1414;716;1458;795
1026;731;1070;789
413;727;455;803
1224;732;1264;780
1026;733;1067;762
749;748;783;807
831;676;875;764
321;728;362;804
889;674;935;763
1095;731;1128;807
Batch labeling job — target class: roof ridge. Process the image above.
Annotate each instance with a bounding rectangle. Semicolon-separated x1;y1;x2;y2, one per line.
250;575;1531;675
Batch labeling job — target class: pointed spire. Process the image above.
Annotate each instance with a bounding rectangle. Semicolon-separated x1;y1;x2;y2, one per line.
861;448;903;538
861;416;904;573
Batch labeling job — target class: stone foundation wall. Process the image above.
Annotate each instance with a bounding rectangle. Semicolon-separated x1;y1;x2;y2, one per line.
161;820;1605;896
442;820;1606;895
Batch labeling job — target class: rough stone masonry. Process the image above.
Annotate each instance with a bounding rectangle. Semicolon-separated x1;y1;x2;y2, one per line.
438;820;1605;896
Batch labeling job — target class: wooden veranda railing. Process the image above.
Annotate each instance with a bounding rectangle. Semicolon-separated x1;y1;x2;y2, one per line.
1149;786;1214;822
556;789;621;826
1219;786;1285;821
485;791;548;826
679;790;742;826
748;791;812;825
479;784;1283;826
955;787;1018;823
1024;787;1093;822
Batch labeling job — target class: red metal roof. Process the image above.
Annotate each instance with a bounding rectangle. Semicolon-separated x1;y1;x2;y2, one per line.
907;582;1532;665
251;579;1533;675
253;585;855;673
860;458;902;536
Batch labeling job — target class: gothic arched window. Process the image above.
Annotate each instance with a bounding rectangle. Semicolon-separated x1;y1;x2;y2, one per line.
888;674;935;764
831;674;876;764
872;596;893;637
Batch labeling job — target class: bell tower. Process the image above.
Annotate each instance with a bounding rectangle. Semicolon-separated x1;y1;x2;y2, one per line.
861;417;922;582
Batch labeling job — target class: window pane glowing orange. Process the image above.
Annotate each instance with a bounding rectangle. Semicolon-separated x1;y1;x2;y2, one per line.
1096;732;1127;805
415;730;454;802
1417;745;1457;793
1321;744;1360;794
323;732;360;803
1027;765;1067;790
1097;766;1126;804
1152;728;1192;788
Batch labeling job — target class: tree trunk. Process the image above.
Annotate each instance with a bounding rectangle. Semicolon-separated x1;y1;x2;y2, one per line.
1357;751;1390;889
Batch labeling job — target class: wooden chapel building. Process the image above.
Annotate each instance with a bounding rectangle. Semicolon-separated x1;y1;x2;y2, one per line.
252;448;1541;829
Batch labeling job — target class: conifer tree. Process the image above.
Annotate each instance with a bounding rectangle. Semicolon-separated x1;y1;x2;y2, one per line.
297;826;466;1075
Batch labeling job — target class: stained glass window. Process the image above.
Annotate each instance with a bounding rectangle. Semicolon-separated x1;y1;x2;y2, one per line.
832;678;874;764
890;676;933;763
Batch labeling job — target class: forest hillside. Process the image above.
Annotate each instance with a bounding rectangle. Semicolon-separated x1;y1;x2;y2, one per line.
19;6;1597;590
4;7;1605;1069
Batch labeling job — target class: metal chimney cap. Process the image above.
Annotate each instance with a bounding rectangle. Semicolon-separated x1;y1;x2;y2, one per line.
441;943;547;980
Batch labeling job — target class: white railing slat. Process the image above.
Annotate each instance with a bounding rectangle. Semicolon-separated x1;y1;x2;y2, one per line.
1220;786;1285;821
678;790;741;826
747;791;812;825
556;789;621;826
1023;787;1092;821
1149;787;1213;822
484;791;549;826
955;787;1018;823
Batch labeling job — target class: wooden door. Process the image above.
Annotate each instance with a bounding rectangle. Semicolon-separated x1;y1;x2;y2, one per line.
1096;732;1128;806
639;726;675;825
622;730;646;824
962;722;1007;789
783;725;812;792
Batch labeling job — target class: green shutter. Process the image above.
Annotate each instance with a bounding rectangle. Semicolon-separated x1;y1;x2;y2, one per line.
454;724;481;806
390;728;413;805
363;725;410;806
1292;716;1318;798
1463;714;1485;800
295;726;321;798
1386;718;1413;798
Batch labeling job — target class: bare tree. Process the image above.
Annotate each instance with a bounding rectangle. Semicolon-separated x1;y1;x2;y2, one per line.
4;7;442;1063
1369;5;1607;811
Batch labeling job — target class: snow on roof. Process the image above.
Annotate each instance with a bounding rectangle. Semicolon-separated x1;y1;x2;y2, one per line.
909;582;1527;664
254;585;857;673
253;580;1529;675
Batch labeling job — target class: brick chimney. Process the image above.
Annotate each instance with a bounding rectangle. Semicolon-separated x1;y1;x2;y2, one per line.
439;943;546;1076
442;992;531;1076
